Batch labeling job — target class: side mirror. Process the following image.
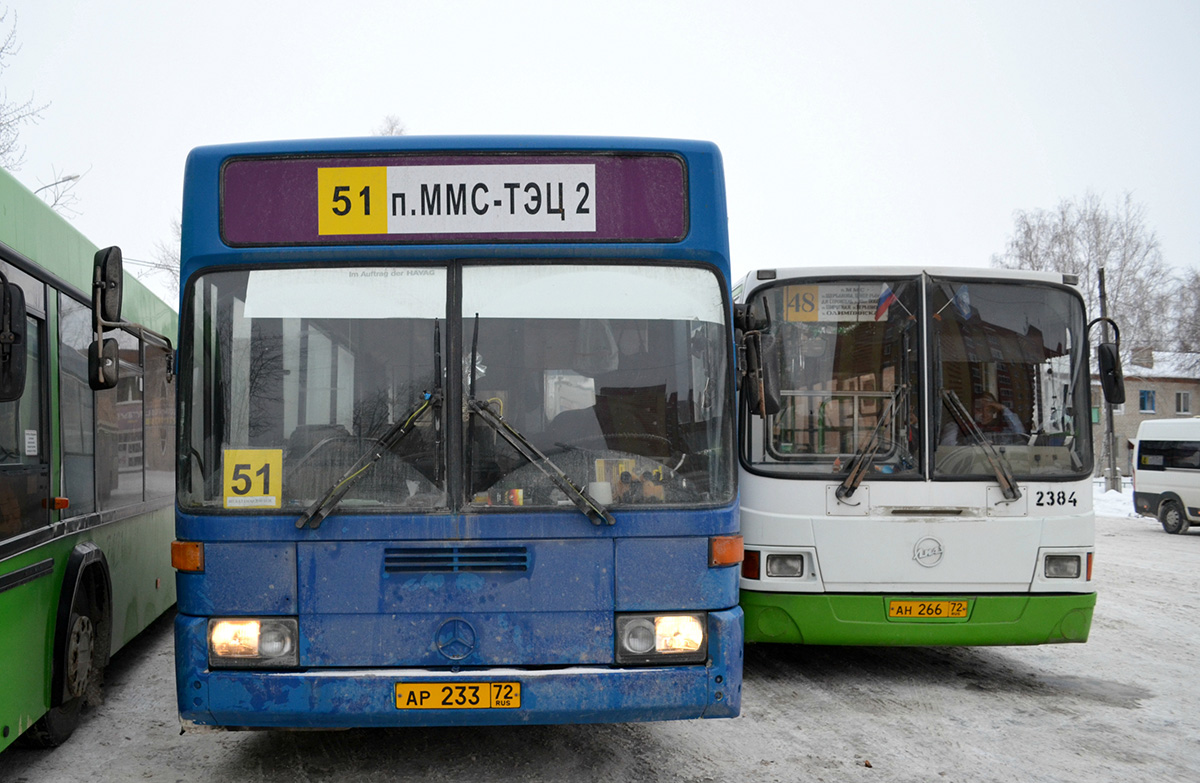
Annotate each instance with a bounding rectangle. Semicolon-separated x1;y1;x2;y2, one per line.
1097;343;1125;405
88;338;120;391
736;301;782;417
0;279;28;402
95;246;124;324
744;332;782;417
88;246;126;391
733;302;767;333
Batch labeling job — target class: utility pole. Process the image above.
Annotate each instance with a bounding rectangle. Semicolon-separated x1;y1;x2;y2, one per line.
1098;268;1120;491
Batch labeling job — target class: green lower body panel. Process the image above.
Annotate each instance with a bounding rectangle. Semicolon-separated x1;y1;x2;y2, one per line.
741;590;1096;646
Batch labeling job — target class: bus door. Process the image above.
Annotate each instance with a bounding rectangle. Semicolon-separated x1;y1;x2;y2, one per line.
0;268;49;542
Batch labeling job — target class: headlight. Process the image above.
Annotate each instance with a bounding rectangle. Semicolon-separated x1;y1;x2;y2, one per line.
766;554;805;578
1044;555;1082;579
208;618;299;668
615;613;707;665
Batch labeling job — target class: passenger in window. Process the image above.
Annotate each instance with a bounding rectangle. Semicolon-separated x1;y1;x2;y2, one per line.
941;392;1027;445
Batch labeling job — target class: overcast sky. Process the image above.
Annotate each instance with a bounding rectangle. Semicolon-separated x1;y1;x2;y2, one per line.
5;0;1198;303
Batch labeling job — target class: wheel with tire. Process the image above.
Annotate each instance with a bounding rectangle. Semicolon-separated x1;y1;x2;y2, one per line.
1159;499;1191;535
20;585;103;747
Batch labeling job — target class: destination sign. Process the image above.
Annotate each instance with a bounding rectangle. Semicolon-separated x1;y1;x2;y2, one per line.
783;284;893;323
221;153;687;246
317;164;596;236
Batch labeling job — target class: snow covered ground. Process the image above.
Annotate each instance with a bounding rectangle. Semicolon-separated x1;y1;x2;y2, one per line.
1093;478;1138;519
4;481;1198;783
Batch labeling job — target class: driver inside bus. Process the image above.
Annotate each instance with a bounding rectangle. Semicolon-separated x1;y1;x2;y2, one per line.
940;391;1027;445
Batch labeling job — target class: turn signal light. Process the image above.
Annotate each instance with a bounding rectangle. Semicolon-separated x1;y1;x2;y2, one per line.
742;549;761;580
172;540;205;572
709;535;743;567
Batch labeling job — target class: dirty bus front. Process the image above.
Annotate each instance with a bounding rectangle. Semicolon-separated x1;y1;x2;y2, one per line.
172;136;743;729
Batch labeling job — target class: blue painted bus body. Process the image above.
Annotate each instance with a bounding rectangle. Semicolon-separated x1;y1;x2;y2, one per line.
174;136;742;728
175;523;743;724
177;614;742;726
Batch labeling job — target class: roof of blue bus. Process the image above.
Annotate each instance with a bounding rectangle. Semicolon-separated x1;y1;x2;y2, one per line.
180;136;731;294
186;135;723;157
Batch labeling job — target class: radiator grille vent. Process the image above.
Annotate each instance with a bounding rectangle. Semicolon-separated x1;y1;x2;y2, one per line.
383;546;529;573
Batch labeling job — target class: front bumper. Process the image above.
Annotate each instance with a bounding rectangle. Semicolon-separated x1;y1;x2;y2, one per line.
175;608;742;728
741;591;1094;646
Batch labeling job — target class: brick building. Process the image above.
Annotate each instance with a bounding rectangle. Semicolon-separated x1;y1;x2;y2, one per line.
1091;350;1200;476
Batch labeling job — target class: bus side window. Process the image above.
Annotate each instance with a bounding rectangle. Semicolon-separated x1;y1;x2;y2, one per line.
144;343;175;500
0;314;48;540
59;294;98;516
95;329;143;510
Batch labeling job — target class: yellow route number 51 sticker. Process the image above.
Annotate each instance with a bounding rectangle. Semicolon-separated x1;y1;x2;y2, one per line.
223;449;283;509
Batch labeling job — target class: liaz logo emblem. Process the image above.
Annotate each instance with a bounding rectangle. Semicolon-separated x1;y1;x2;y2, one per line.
913;537;944;568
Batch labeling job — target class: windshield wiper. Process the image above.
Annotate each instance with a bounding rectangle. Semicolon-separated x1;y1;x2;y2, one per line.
297;320;444;529
467;397;615;526
295;392;440;530
941;389;1022;501
835;397;896;503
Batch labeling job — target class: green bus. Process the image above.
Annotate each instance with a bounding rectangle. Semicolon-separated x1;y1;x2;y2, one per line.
0;166;177;751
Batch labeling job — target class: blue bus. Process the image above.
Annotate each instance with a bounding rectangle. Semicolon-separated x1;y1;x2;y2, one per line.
172;136;743;728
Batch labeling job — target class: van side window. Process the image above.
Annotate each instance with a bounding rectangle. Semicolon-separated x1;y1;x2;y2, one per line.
1138;440;1200;471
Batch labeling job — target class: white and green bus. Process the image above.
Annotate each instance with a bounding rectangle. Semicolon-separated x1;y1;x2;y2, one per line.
735;266;1123;645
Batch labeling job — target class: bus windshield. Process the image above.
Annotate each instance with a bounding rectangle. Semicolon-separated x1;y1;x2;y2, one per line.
463;264;731;509
742;274;1092;480
929;276;1090;479
180;266;446;512
743;277;923;477
180;263;733;512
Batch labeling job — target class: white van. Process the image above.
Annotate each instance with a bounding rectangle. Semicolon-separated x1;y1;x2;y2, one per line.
1132;418;1200;533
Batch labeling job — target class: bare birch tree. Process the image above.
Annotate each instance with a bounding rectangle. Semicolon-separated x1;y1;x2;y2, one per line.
0;7;47;170
991;191;1174;363
132;218;181;295
1170;269;1200;375
375;115;407;136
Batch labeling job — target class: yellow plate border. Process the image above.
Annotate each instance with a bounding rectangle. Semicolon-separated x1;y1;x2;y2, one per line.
887;599;971;620
394;681;521;710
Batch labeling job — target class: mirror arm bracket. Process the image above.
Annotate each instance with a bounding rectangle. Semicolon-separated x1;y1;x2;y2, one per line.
1087;317;1121;345
90;253;175;387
